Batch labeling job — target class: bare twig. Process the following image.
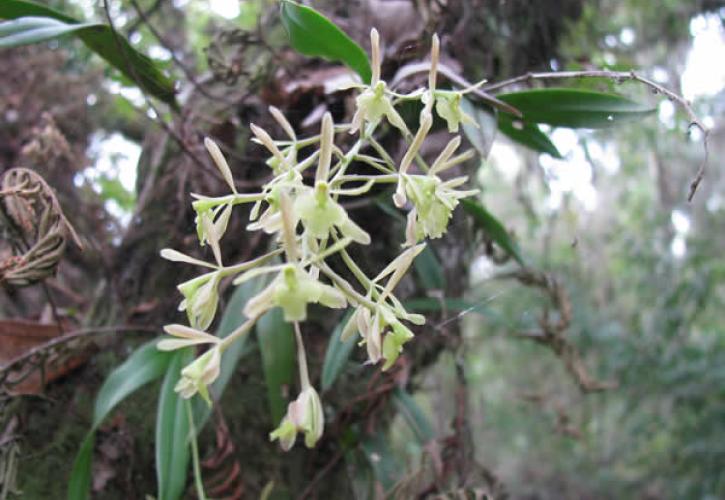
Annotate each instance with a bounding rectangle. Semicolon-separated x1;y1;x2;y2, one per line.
125;0;164;35
101;0;220;179
296;449;344;500
495;268;617;393
0;324;158;392
481;69;710;201
391;61;522;117
127;0;238;105
0;324;158;369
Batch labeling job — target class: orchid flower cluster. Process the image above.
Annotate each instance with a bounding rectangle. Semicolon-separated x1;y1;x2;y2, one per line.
158;29;480;451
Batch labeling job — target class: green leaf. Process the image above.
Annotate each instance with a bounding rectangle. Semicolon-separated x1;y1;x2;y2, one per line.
321;310;356;391
0;1;176;105
156;349;193;500
93;342;173;425
78;25;176;106
0;0;76;22
68;340;173;500
344;447;377;500
0;16;98;46
497;115;563;158
193;278;267;428
67;434;95;500
461;97;561;159
392;388;435;444
461;97;497;158
413;245;446;290
360;433;399;492
280;0;372;84
497;88;655;129
212;279;265;398
257;308;295;425
461;198;524;265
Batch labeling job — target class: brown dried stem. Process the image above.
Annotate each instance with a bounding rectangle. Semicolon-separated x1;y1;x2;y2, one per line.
496;267;617;393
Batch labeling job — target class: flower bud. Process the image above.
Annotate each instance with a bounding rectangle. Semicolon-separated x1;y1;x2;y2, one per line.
270;386;324;450
434;91;476;133
174;346;222;405
195;203;232;266
177;271;221;330
158;324;220;351
204;138;236;193
382;320;414;371
350;81;409;136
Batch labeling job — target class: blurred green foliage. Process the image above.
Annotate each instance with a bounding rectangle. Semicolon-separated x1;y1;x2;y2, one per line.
454;3;725;497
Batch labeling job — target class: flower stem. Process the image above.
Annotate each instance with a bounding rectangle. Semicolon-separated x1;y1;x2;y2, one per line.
317;262;377;309
294;322;311;390
220;248;284;277
331;122;378;185
185;399;207;500
220;316;258;351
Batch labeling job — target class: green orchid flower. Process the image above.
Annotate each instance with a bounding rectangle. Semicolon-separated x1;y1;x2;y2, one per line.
348;29;409;136
434;90;477;133
269;385;324;451
294;182;371;244
244;264;346;322
339;245;426;369
174;346;221;406
177;271;221;331
381;315;415;371
399;136;479;243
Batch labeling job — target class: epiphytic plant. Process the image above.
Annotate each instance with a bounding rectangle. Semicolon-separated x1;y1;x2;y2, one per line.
158;29;479;451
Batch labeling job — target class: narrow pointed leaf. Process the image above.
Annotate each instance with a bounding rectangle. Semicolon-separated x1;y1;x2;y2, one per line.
462;98;561;159
193;277;267;428
156;349;193;500
0;1;176;105
0;0;76;22
344;448;377;500
497;115;563;158
0;17;98;46
497;88;655;129
93;342;174;424
461;199;524;265
360;434;399;492
321;311;356;391
413;246;446;290
257;308;295;424
392;388;435;444
461;97;497;158
68;340;173;500
280;0;372;84
67;434;95;500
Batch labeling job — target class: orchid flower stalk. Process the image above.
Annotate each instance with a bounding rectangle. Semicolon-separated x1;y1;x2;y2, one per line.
159;29;481;450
